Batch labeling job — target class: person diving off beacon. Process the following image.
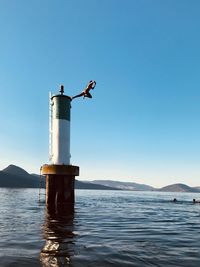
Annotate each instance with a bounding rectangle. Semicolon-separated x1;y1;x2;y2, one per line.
72;80;96;100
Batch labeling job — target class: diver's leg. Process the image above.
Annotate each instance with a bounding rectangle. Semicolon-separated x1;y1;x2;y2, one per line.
84;92;92;98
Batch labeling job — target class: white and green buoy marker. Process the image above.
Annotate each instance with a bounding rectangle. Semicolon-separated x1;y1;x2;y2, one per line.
50;85;71;165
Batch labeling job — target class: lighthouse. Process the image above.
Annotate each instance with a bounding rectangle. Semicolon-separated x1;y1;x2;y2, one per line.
41;85;79;212
51;85;71;165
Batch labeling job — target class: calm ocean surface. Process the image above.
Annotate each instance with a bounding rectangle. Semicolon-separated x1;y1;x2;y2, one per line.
1;188;200;267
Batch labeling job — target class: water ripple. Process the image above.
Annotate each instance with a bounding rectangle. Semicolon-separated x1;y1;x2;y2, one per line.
1;189;200;266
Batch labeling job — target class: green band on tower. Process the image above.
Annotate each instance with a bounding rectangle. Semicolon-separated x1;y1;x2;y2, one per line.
52;95;71;121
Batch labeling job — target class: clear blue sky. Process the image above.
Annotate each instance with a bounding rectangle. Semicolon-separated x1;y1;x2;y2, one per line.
1;0;200;187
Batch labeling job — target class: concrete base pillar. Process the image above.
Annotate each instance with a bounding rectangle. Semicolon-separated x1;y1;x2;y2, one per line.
41;165;79;213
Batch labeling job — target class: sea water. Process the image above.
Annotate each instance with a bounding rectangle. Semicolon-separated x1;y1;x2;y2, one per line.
0;188;200;266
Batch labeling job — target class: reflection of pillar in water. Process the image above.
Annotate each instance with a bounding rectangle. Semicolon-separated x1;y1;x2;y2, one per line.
40;208;75;266
41;85;79;212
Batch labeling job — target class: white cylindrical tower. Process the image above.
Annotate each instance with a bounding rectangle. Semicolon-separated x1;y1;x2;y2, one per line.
41;84;79;212
51;86;71;165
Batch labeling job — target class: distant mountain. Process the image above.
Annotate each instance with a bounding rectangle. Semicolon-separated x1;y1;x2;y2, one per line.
3;164;30;177
158;183;200;193
0;165;43;188
0;165;118;190
193;186;200;191
90;180;155;191
75;180;120;190
1;165;200;192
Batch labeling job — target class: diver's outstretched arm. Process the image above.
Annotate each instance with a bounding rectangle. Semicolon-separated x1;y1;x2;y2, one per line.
72;92;85;100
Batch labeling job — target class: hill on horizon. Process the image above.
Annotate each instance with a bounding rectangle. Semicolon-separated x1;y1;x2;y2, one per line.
0;165;200;193
0;165;118;190
3;164;30;177
89;180;200;193
90;180;155;191
0;164;44;188
157;183;200;193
